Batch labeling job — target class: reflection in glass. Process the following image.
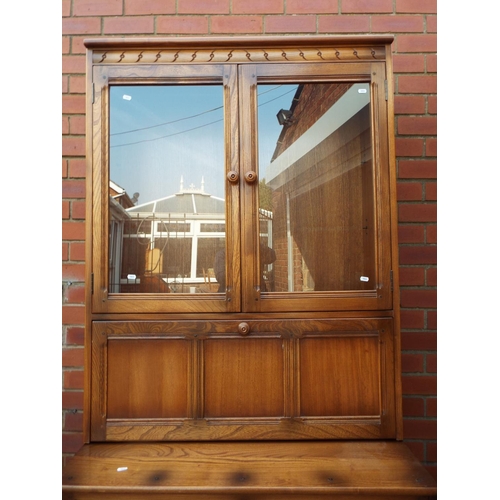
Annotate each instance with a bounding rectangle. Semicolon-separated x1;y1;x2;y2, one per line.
258;82;375;292
108;85;225;294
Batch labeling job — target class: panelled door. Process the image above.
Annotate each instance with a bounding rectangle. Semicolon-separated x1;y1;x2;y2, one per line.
86;37;400;442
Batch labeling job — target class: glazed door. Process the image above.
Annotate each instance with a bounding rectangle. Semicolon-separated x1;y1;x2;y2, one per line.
91;64;241;314
239;62;393;313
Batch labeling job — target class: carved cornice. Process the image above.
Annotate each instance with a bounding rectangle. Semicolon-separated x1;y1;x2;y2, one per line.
85;37;391;65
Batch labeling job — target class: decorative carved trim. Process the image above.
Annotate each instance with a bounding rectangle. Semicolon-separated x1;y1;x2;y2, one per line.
92;46;386;65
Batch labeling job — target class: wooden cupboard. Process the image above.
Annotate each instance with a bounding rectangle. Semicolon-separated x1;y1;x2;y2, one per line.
63;36;436;499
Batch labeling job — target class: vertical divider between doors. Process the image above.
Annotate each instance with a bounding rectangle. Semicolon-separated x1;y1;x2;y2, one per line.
224;64;242;312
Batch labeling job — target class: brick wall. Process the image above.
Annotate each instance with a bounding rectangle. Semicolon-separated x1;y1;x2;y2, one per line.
62;0;437;477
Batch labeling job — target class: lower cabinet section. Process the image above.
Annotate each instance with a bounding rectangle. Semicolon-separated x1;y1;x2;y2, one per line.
62;441;437;499
91;317;397;441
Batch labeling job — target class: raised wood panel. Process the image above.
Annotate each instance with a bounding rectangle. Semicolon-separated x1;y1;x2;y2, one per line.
91;317;395;440
107;339;190;419
299;335;380;417
203;338;284;418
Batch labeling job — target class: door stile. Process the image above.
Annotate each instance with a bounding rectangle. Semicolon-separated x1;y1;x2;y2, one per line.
238;65;262;312
222;64;242;312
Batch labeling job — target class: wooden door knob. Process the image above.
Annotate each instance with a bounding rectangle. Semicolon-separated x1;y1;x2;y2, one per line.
227;171;239;183
244;171;257;183
238;322;250;336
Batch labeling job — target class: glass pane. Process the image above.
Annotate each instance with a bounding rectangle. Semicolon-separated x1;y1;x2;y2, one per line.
109;85;225;294
258;83;375;292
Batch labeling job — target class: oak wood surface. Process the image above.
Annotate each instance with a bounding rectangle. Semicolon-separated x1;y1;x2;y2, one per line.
63;441;436;499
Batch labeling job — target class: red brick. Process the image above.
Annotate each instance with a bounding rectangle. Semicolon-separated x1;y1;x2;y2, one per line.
64;370;85;390
427;15;437;33
69;159;87;178
63;0;71;16
70;242;86;261
62;17;101;35
401;332;436;350
74;0;122;16
427;95;437;114
398;224;425;243
399;245;437;264
63;159;68;178
398;159;437;178
401;353;424;372
63;180;86;199
427;441;437;462
402;418;437;439
63;116;70;135
63;305;86;325
426;267;436;286
64;411;84;432
70;116;86;135
72;200;86;219
65;283;86;304
396;138;424;157
62;36;70;54
341;0;393;13
397;34;437;53
63;263;86;282
400;289;437;308
66;327;85;345
71;37;88;54
63;137;86;156
62;55;86;74
399;267;425;286
266;15;316;33
426;54;437;72
398;75;437;94
62;242;69;261
289;0;337;13
234;0;283;14
400;309;425;329
372;15;423;32
425;182;436;201
426;353;437;373
125;0;175;15
426;225;437;244
104;16;155;34
211;16;263;34
62;432;84;454
319;15;370;33
62;200;70;219
425;138;437;156
393;54;425;73
404;441;424;461
178;0;229;14
398;116;437;136
396;0;437;14
62;75;69;94
402;375;437;395
397;182;422;201
427;310;437;329
402;396;425;416
394;95;425;115
62;347;85;368
63;94;86;114
62;390;85;410
62;221;86;241
399;204;437;222
69;76;86;94
157;16;209;34
426;397;437;416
